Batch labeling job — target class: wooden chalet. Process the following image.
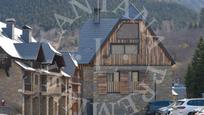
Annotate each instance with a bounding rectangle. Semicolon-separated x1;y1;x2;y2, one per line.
78;4;175;114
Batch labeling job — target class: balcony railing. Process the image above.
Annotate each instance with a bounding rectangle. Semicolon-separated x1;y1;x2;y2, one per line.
25;84;32;91
107;82;119;93
132;82;148;93
41;84;47;92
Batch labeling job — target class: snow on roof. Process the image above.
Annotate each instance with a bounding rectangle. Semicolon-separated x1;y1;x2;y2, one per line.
60;70;71;78
0;21;38;59
16;60;69;77
69;53;78;67
0;34;22;58
48;43;62;55
0;21;37;43
15;61;36;71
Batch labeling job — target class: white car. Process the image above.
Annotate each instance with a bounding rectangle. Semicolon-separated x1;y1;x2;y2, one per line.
170;98;204;115
195;107;204;115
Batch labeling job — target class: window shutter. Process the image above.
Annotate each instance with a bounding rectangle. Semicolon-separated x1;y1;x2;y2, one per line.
97;74;107;94
120;72;129;94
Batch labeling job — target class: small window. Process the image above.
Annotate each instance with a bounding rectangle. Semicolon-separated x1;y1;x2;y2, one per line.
24;76;31;84
125;45;138;54
56;78;59;87
50;77;52;86
111;44;138;54
35;75;38;85
111;45;124;54
131;71;139;92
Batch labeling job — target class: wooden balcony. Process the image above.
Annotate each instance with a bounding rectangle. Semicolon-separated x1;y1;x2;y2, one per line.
132;82;148;94
107;82;119;93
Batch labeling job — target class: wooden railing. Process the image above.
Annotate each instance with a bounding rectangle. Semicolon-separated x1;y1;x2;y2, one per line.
107;82;119;93
132;82;148;93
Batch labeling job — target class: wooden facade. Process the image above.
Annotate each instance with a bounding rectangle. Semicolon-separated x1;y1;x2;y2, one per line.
93;20;173;66
80;19;175;114
89;20;174;94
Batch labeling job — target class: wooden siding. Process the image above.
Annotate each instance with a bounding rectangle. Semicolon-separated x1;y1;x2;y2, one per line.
97;73;107;94
93;20;172;66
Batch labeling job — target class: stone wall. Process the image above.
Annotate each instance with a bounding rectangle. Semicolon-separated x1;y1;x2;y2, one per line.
81;65;174;114
0;60;23;114
82;66;94;99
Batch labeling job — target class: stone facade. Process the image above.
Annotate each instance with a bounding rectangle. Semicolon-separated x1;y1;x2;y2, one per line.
81;66;174;114
0;60;23;114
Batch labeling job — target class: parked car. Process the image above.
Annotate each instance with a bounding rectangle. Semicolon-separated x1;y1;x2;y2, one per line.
170;98;204;115
187;107;204;115
145;100;173;115
194;107;204;115
156;100;186;115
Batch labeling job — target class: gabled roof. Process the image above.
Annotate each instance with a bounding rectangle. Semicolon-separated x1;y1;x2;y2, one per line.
14;43;41;60
62;52;78;76
77;3;145;64
41;42;62;64
78;18;119;64
122;3;143;20
77;3;175;65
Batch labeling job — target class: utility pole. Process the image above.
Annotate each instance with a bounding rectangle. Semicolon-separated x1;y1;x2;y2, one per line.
153;73;157;101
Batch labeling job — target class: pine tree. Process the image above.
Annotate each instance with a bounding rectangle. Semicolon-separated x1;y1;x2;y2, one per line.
200;8;204;27
185;37;204;98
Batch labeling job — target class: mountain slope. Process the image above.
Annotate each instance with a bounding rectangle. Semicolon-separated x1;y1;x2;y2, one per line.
155;0;204;12
0;0;198;30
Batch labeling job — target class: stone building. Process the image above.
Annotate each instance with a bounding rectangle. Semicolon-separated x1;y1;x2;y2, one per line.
0;19;81;115
77;4;175;115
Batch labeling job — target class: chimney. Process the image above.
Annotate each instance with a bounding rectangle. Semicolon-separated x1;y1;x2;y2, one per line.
22;25;32;43
93;8;100;24
5;18;16;39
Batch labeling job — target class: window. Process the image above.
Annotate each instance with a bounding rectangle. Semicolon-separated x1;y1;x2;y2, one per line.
117;23;139;39
131;72;139;82
24;75;31;91
107;72;119;93
111;45;124;54
131;72;139;92
111;44;138;54
56;78;59;87
35;75;38;85
50;77;52;86
41;75;47;91
125;45;138;54
187;100;204;106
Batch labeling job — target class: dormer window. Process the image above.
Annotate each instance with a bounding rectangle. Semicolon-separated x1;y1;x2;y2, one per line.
116;23;139;40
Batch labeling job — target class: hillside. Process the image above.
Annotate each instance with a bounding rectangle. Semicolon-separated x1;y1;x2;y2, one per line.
0;0;197;30
158;28;204;81
154;0;204;12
